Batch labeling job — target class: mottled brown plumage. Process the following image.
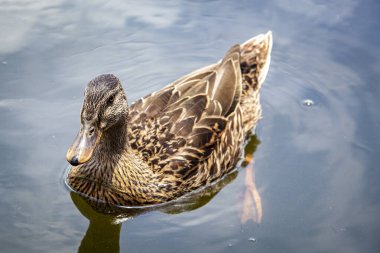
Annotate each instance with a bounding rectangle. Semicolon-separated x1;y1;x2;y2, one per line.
66;32;273;206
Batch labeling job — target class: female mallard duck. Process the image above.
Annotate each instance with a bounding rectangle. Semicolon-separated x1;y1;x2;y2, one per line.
66;31;273;206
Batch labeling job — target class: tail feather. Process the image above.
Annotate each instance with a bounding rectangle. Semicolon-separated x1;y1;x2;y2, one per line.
240;31;273;91
239;31;273;132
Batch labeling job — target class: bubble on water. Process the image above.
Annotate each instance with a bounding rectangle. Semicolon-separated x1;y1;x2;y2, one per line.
331;225;347;233
248;237;256;243
228;243;233;247
302;99;314;107
2;61;7;65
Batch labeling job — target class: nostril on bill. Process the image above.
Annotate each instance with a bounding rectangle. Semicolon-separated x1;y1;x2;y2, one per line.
88;127;95;136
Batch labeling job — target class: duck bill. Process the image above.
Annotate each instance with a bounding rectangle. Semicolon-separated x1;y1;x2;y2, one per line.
66;125;102;166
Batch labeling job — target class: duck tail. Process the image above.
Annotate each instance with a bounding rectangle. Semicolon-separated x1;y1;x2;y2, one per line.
240;31;273;92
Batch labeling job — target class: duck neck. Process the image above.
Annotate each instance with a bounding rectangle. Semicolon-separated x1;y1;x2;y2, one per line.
68;118;176;205
96;119;129;158
68;117;160;205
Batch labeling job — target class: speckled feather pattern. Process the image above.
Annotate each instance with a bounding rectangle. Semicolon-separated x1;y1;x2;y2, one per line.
67;32;272;205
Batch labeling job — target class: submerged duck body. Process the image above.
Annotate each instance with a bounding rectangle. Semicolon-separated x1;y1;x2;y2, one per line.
66;32;273;206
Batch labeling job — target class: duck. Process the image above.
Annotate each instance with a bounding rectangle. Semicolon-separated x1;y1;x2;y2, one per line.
66;31;273;206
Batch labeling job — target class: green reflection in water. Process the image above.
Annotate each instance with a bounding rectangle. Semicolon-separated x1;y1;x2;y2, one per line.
72;192;122;253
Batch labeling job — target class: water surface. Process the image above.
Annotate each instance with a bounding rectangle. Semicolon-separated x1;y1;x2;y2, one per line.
1;0;380;252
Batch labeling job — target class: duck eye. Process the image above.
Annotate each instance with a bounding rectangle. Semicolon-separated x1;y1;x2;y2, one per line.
107;95;115;105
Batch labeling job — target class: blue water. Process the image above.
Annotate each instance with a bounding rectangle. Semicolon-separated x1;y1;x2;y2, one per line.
1;1;380;252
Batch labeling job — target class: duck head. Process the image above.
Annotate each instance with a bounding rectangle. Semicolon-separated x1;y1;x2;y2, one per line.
66;74;128;166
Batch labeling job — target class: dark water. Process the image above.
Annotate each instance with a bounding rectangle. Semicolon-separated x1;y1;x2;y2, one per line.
1;0;380;252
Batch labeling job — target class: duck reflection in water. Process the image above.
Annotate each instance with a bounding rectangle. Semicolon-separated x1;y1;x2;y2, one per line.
70;134;262;253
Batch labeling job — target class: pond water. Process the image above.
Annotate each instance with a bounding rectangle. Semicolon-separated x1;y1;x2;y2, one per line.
1;0;380;252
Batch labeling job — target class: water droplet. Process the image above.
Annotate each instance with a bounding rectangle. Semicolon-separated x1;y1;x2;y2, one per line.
248;237;256;243
303;99;314;107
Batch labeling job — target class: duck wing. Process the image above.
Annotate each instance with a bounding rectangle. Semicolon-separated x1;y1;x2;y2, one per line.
128;45;242;174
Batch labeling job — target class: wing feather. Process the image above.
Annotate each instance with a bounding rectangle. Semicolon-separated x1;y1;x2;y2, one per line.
128;44;242;176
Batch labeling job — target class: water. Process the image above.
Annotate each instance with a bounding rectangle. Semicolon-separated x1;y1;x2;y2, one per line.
1;0;380;252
